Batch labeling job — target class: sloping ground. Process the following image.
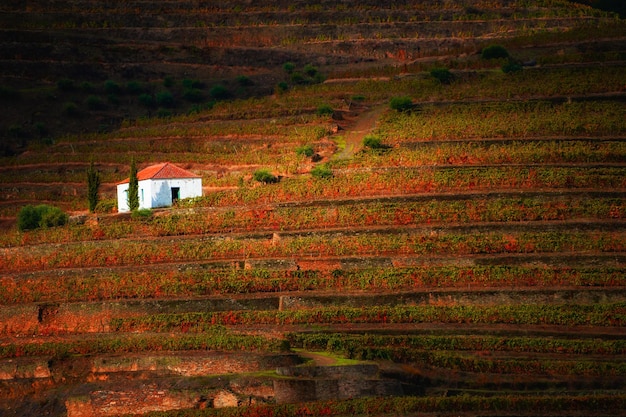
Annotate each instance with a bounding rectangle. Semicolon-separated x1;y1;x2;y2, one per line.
1;1;626;417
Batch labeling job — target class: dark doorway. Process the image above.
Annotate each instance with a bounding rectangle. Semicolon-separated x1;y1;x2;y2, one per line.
171;187;180;204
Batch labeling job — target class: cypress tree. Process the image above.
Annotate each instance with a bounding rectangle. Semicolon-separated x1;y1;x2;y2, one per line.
86;161;100;213
127;158;139;211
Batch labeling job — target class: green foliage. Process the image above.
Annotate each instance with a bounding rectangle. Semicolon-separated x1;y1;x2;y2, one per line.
502;58;523;74
56;78;74;91
17;205;68;231
156;108;173;118
236;75;253;86
95;198;116;214
131;208;153;220
482;44;509;59
253;169;278;184
311;164;333;179
126;81;144;94
62;101;79;116
316;104;334;116
276;82;289;93
362;134;386;150
104;80;121;94
182;78;205;89
210;84;230;100
85;95;105;110
283;62;296;74
127;159;139;212
138;93;156;107
290;71;307;85
80;81;95;92
296;144;315;157
163;76;174;87
156;91;174;107
182;88;204;102
303;63;318;76
86;161;100;213
389;96;413;112
430;67;454;84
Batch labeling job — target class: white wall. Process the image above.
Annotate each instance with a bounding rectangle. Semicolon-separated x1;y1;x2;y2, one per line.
117;178;202;213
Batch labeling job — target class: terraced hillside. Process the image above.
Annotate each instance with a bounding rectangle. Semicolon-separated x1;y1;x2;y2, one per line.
1;1;626;416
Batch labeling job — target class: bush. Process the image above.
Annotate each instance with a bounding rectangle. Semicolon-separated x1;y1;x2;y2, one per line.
156;91;174;107
104;80;121;94
290;72;307;85
283;62;296;74
57;78;74;91
389;96;413;112
236;75;253;86
126;81;144;95
275;82;289;93
62;102;79;116
80;81;95;92
502;58;523;74
296;144;315;157
311;164;332;179
95;199;116;214
253;169;278;184
131;208;153;220
182;78;205;89
481;44;509;59
163;76;175;87
138;93;156;108
183;88;204;102
362;135;385;150
85;95;106;110
303;64;318;77
430;67;454;84
156;108;173;118
316;104;334;116
210;84;230;100
17;205;68;231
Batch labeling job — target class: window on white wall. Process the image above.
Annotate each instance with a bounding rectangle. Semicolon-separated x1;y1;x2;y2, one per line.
141;189;144;203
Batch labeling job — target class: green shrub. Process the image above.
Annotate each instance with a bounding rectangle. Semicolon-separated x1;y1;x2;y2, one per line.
362;135;385;149
80;81;95;92
311;164;332;179
351;95;365;102
296;144;315;157
85;95;105;110
107;94;120;105
502;58;523;74
430;67;454;84
131;208;153;220
253;169;278;184
183;88;204;102
389;96;413;112
182;79;205;89
304;64;318;77
17;205;68;231
156;91;174;107
290;72;307;85
56;78;74;91
95;198;116;214
210;84;230;100
276;82;289;93
126;81;144;94
283;62;296;74
62;102;79;116
236;75;253;86
104;80;121;94
163;76;174;87
156;108;173;118
138;93;156;107
481;44;509;59
316;104;334;116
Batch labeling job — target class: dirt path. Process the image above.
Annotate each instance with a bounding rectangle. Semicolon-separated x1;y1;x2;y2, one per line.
334;104;387;160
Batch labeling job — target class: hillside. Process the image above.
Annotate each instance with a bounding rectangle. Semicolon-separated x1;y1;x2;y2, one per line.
1;1;626;416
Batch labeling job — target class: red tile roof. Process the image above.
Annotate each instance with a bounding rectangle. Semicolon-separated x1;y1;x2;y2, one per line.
117;163;200;184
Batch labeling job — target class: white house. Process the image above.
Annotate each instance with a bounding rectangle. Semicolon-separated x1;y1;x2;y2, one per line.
116;162;202;212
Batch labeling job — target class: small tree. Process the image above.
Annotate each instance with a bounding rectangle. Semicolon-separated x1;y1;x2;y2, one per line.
18;204;68;231
430;68;454;84
87;161;100;213
127;159;140;211
311;164;333;180
481;44;509;60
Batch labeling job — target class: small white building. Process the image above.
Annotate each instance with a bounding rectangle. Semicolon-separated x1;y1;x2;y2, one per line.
116;162;202;212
